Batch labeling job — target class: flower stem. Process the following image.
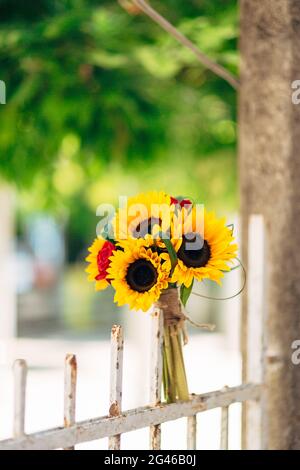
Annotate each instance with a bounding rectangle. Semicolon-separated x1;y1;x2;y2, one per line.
173;326;189;401
163;326;177;403
162;324;189;402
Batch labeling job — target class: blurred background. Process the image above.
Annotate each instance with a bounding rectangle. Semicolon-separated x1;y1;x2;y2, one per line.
0;0;241;448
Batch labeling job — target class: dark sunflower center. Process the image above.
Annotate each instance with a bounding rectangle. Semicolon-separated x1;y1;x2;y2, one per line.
126;259;158;292
177;233;211;268
133;217;161;238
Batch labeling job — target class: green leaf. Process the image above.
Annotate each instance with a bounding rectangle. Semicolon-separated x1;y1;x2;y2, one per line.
162;237;178;271
180;280;194;307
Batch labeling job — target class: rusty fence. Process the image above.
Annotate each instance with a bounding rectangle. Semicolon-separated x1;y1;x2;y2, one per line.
0;215;265;450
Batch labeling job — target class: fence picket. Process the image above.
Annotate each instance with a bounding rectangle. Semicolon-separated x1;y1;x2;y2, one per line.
13;359;27;438
64;354;77;450
246;215;267;449
109;325;124;450
187;415;197;450
220;407;229;449
219;385;229;450
149;308;164;450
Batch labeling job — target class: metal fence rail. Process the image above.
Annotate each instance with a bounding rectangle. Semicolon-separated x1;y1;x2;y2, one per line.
0;314;261;450
0;363;260;450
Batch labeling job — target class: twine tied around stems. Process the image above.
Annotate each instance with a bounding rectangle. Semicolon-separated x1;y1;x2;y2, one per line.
155;287;215;344
155;287;184;327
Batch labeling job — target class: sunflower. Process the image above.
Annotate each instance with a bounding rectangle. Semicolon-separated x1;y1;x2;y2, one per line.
107;237;170;312
86;238;116;291
170;207;237;287
113;190;171;241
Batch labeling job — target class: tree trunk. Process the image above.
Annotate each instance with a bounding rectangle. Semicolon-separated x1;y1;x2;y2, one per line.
239;0;300;449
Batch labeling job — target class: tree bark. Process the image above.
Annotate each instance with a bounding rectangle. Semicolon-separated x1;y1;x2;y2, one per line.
239;0;300;449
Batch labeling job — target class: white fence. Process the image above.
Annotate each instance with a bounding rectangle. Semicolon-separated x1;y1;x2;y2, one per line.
0;215;265;450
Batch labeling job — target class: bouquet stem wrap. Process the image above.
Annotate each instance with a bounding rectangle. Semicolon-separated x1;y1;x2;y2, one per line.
155;287;189;403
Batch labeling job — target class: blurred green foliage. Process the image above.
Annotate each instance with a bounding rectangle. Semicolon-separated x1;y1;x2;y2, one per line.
0;0;238;258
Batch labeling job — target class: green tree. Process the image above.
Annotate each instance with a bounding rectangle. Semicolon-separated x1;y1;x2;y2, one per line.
0;0;237;185
0;0;238;253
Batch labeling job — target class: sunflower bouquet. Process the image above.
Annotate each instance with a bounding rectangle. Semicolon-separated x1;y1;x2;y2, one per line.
86;191;237;403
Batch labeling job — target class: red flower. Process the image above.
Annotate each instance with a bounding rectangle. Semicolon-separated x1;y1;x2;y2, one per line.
180;198;192;207
170;196;179;205
171;197;192;208
95;241;116;282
